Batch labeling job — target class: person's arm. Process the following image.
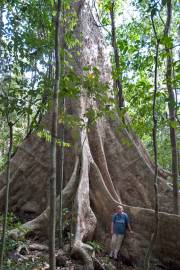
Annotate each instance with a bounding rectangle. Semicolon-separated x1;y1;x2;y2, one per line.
111;214;115;234
111;222;114;235
126;214;133;233
127;223;133;233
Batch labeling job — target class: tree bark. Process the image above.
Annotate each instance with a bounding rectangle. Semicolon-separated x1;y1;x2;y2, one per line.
57;5;65;246
58;98;65;248
110;0;124;109
0;122;13;269
144;14;160;269
49;0;61;269
164;0;179;215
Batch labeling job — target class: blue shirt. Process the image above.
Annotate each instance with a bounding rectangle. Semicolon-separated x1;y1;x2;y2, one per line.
112;212;129;235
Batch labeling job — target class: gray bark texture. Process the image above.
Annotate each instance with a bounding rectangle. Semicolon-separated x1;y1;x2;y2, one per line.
0;1;180;269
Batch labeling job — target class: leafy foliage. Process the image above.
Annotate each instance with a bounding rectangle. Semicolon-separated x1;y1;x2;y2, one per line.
98;0;180;171
0;212;45;270
87;240;104;254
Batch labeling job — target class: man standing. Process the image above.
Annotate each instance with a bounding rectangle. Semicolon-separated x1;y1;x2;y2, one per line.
109;205;132;260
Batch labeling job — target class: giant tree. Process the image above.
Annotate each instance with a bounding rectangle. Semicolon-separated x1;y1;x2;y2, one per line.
0;1;180;269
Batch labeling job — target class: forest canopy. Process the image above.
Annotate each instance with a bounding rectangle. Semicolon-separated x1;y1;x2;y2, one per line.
0;0;179;172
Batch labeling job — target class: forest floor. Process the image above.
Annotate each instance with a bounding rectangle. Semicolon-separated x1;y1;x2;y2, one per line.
1;235;166;270
0;214;168;270
2;238;138;270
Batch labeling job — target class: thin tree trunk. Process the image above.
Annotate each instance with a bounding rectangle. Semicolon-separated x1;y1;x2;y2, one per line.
58;98;65;248
0;7;3;60
144;14;160;270
0;122;13;269
58;1;65;247
49;0;61;269
110;0;124;109
164;0;179;215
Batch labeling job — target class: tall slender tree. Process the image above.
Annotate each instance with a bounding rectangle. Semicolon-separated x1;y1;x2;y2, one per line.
110;0;124;109
58;98;65;249
49;0;61;269
58;1;65;247
0;121;13;269
144;9;160;270
164;0;179;215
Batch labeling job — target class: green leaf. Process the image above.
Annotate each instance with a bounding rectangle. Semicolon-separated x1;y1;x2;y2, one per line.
169;120;177;129
160;35;173;48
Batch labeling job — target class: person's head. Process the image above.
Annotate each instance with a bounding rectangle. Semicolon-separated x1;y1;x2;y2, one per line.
116;205;123;214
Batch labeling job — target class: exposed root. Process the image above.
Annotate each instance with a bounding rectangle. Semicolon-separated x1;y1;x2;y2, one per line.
3;118;177;269
71;241;94;270
72;129;96;269
88;122;120;202
9;155;80;239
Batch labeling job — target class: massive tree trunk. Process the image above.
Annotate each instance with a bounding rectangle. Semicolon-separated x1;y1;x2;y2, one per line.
0;0;180;269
